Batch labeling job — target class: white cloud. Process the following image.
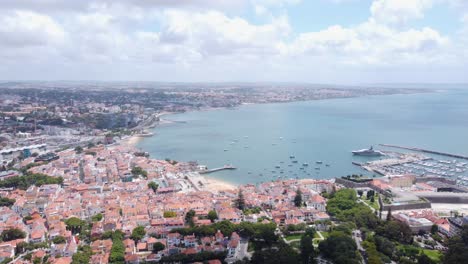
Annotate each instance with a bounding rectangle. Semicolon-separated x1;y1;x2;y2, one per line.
0;10;65;48
0;0;465;82
370;0;434;26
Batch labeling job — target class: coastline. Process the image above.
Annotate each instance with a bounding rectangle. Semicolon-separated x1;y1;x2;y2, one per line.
118;88;442;186
203;175;238;192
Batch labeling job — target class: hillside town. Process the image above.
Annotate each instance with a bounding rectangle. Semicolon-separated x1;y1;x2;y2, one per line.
1;84;468;264
1;140;468;264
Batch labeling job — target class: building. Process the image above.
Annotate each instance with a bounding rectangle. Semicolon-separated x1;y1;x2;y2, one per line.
447;216;468;237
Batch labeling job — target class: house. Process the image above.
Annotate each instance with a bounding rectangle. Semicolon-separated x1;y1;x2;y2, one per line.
215;230;224;243
124;254;139;264
166;233;181;247
447;216;468;237
227;232;240;257
123;239;136;254
183;234;197;248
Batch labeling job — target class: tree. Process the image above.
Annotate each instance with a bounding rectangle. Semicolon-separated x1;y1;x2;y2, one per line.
91;213;103;222
431;224;438;234
208;210;218;222
1;228;26;241
367;190;375;199
185;210;196;226
386;207;392;221
235;190;245;210
444;225;468;264
418;254;435;264
370;196;375;203
300;234;315;264
375;220;412;244
148;182;159;193
251;244;300;264
0;196;15;207
153;242;165;253
53;236;66;244
131;166;148;178
357;190;363;197
294;189;303;207
65;217;85;234
131;226;146;242
318;231;360;264
74;146;83;154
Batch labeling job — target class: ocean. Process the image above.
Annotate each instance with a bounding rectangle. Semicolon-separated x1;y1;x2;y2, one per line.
136;87;468;185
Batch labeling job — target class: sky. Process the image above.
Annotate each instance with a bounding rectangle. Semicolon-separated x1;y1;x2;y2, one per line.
0;0;467;84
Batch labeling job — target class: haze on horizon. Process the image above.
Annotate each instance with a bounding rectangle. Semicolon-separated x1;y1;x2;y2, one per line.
1;0;467;84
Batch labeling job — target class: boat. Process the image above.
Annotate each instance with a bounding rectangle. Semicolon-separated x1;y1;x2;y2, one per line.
302;163;309;166
325;164;330;167
315;167;320;170
135;131;154;137
292;160;298;163
275;165;281;169
352;146;385;156
224;149;228;152
316;161;323;164
289;155;295;159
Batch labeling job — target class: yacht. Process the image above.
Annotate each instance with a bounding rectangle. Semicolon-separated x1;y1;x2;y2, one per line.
352;146;385;156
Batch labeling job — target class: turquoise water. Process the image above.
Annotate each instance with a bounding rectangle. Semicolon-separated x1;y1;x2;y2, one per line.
137;88;468;185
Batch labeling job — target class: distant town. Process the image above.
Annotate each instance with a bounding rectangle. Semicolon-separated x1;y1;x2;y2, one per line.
1;83;467;264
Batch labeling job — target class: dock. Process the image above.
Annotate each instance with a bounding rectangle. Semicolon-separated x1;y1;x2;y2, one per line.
380;144;468;160
199;165;237;174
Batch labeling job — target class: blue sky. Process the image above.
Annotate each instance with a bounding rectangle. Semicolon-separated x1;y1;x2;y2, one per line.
0;0;467;84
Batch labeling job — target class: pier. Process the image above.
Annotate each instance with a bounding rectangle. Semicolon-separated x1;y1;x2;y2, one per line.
380;144;468;160
199;165;237;174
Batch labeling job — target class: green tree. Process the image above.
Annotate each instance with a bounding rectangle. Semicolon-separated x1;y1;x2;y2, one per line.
52;236;66;244
294;189;303;207
235;190;245;210
444;225;468;264
318;231;360;264
251;244;300;264
418;254;435;264
185;210;196;227
131;166;148;178
430;224;438;234
72;245;92;264
208;210;218;223
91;213;103;222
130;226;146;242
0;196;15;207
300;234;315;264
65;217;85;234
153;242;165;253
357;190;364;197
1;228;26;241
74;146;83;154
386;207;392;221
148;181;159;193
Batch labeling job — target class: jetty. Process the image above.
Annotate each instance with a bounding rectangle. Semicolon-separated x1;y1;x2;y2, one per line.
199;165;237;174
380;144;468;160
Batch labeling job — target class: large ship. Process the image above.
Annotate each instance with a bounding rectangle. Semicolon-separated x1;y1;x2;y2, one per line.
352;146;385;156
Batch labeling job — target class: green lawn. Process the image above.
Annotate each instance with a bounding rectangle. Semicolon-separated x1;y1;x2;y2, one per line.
284;234;302;241
290;241;301;249
422;249;442;262
318;231;329;239
362;196;380;210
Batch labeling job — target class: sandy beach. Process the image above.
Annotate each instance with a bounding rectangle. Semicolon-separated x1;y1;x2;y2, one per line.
120;135;143;146
204;176;238;192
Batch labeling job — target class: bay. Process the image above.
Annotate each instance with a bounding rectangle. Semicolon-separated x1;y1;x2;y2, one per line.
136;88;468;185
